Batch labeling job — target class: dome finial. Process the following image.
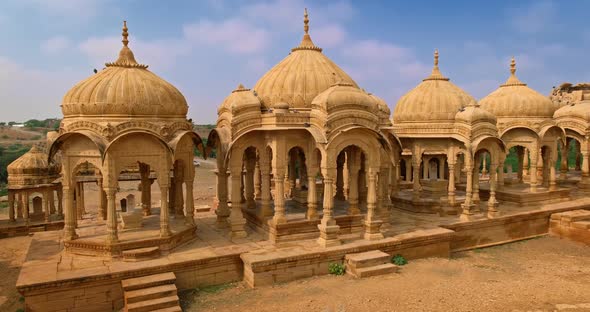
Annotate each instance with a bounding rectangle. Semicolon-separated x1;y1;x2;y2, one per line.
105;20;148;69
434;49;439;67
122;20;129;47
423;49;448;81
304;8;309;35
292;8;322;52
500;56;526;87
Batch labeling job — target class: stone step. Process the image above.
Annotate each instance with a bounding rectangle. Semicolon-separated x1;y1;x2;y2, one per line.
195;205;211;213
572;221;590;230
122;247;161;262
348;263;399;278
345;250;390;269
122;272;176;291
150;307;183;312
125;284;178;305
126;294;179;312
563;210;590;222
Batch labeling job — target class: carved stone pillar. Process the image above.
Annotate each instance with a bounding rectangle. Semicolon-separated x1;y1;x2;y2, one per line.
49;188;56;214
529;147;539;192
317;172;340;247
75;182;83;220
405;159;412;182
517;147;524;182
306;173;318;220
254;160;261;200
105;188;118;244
378;168;391;227
185;179;195;226
335;152;346;200
422;156;430;179
245;155;256;209
579;151;590;189
139;163;152;216
472;154;481;204
488;163;499;216
63;186;77;240
97;176;106;220
271;173;286;224
260;163;273;218
229;168;247;238
215;169;230;228
575;141;582;171
412;154;422;196
523;148;529;176
23;191;30;223
159;183;172;238
498;156;505;189
57;185;63;217
461;165;475;217
438;157;445;180
16;192;23;219
448;163;456;205
43;189;50;222
8;191;15;222
364;170;383;240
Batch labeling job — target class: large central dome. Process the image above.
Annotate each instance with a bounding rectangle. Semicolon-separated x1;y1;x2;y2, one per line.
253;9;358;110
61;22;188;119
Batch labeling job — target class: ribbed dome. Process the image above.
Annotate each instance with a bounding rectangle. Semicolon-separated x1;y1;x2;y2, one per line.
394;50;476;123
369;93;391;116
253;9;357;110
554;101;590;122
455;105;497;124
312;81;377;112
7;144;60;187
218;84;261;114
62;22;188;119
479;58;555;118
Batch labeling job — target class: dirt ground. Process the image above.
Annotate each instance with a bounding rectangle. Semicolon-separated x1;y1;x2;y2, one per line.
180;236;590;312
0;235;31;312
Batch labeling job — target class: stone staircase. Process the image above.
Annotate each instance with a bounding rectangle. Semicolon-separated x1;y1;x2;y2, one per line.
345;250;399;278
121;272;181;312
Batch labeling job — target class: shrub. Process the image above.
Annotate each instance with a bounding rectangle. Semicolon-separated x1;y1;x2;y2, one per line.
328;263;345;275
391;254;408;266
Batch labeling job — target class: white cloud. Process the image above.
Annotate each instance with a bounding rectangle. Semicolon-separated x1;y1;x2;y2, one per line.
41;36;71;54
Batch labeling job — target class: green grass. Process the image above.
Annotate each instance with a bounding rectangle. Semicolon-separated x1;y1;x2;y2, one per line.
198;283;235;294
328;263;346;275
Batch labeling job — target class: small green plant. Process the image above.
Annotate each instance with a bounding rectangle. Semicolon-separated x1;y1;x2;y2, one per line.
328;263;345;275
18;297;24;303
16;309;25;312
391;254;408;266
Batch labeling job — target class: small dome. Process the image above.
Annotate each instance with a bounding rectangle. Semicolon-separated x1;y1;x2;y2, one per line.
369;93;391;116
479;57;555;118
7;144;60;187
455;105;497;124
253;9;357;110
312;81;377;112
394;50;476;123
62;22;188;119
554;101;590;122
218;84;261;114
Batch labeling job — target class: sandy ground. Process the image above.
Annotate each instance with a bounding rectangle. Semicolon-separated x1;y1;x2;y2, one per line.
0;235;31;312
180;236;590;312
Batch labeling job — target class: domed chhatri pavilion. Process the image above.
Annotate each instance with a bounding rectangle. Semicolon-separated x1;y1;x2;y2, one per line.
480;58;565;194
7;140;62;224
392;50;504;218
48;21;204;255
208;9;401;246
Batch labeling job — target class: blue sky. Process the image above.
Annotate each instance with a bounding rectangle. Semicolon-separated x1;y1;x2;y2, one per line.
1;0;589;123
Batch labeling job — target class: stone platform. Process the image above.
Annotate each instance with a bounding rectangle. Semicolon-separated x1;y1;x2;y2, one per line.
16;197;590;312
0;218;64;238
456;182;571;207
63;211;197;257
